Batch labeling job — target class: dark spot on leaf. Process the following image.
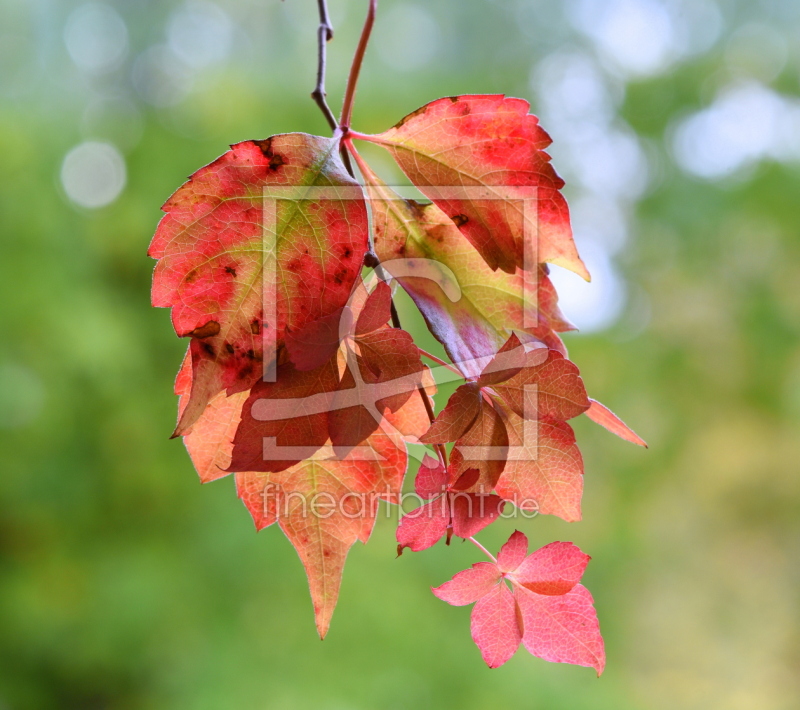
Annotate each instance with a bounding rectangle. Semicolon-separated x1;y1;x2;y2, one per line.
190;320;220;338
393;105;428;129
224;266;237;276
201;342;215;358
250;320;261;335
452;214;469;227
185;269;198;284
245;348;262;361
253;137;287;170
342;248;352;258
225;342;234;354
448;96;459;103
238;365;253;380
254;137;275;155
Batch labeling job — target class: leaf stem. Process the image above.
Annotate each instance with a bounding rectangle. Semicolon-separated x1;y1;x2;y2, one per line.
347;129;382;142
339;0;377;131
468;536;497;563
419;349;462;377
311;0;337;132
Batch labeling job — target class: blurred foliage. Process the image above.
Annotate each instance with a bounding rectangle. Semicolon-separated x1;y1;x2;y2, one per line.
1;0;799;708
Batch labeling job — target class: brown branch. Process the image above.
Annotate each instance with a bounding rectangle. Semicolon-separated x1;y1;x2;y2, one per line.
311;0;338;132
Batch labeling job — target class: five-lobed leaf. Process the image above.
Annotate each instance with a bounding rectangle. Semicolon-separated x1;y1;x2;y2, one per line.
433;531;604;673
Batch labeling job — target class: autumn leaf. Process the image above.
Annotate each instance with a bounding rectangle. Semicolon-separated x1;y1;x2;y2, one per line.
361;95;588;278
396;459;504;553
236;419;408;639
227;356;340;473
329;325;425;456
353;153;572;378
585;398;647;447
179;349;417;638
433;531;604;672
447;397;509;493
149;134;368;435
495;413;584;522
419;382;482;444
482;337;590;421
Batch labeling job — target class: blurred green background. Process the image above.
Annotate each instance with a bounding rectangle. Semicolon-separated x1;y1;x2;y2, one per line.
2;0;800;707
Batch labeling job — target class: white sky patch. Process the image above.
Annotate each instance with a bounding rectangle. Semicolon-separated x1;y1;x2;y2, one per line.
168;1;234;70
60;141;126;209
533;52;619;137
568;0;675;77
568;0;722;79
671;82;800;179
375;4;440;72
64;2;128;75
548;242;627;334
533;52;648;199
570;193;629;255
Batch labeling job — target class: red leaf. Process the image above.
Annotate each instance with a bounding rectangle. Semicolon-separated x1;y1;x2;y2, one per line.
451;467;480;491
515;584;605;675
513;541;590;596
414;454;447;499
433;531;603;672
327;363;384;457
399;470;502;551
150;135;368;435
448;398;509;493
396;497;449;553
227;358;339;473
586;398;647;447
496;529;529;574
495;414;584;522
356;328;425;414
490;349;590;421
419;382;482;444
176;350;244;483
285;307;350;372
450;493;505;538
432;562;501;606
357;157;569;378
368;95;588;278
470;583;522;668
355;280;392;335
235;422;408;639
475;332;534;385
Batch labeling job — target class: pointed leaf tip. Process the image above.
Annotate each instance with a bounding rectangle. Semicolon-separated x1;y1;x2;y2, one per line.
585;399;647;448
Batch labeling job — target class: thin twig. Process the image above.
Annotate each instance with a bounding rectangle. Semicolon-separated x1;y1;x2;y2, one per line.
468;536;497;563
312;0;337;132
339;0;377;130
419;349;463;377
